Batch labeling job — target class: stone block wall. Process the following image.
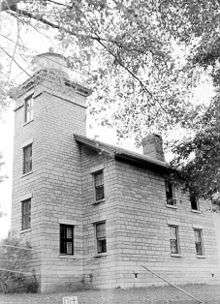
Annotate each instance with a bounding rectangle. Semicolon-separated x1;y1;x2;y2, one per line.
11;75;220;292
114;161;220;288
79;146;122;289
77;146;220;289
12;79;88;292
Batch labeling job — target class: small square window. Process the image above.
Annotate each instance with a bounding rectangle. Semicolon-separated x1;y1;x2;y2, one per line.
23;144;32;174
190;191;199;211
60;224;74;255
169;225;180;254
21;199;31;230
24;95;34;123
165;180;176;206
95;221;107;254
194;229;204;256
93;170;104;202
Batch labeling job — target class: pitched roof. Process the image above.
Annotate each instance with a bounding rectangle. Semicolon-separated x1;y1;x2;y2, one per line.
74;134;172;172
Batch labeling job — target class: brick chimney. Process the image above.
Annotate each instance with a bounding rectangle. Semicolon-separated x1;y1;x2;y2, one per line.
142;134;165;162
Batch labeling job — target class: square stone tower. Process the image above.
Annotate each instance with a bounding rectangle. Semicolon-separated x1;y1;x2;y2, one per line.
11;52;91;292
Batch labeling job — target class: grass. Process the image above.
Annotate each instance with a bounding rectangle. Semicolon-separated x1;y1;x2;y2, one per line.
0;284;220;304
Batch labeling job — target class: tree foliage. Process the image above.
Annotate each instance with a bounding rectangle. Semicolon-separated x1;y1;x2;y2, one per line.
0;0;220;199
0;0;206;134
0;236;38;293
171;99;220;201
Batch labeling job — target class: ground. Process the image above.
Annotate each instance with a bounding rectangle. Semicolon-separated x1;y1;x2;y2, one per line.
1;284;220;304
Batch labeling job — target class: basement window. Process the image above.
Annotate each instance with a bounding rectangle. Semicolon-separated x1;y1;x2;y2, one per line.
194;228;204;256
24;94;34;123
169;225;180;255
60;224;74;255
21;198;31;231
93;170;105;202
165;180;176;206
95;221;107;254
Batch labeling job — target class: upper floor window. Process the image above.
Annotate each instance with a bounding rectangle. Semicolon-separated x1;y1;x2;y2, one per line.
165;180;176;206
95;221;107;254
194;228;204;256
24;95;33;123
93;170;104;202
169;225;180;255
21;198;31;230
190;190;199;211
60;224;74;255
23;143;32;174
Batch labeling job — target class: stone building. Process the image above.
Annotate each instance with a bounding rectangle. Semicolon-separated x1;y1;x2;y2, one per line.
11;52;220;292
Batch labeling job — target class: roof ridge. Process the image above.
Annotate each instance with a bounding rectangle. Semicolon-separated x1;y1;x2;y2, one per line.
74;134;170;171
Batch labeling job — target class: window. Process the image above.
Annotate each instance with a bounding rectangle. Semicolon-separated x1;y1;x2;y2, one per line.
190;190;199;211
165;180;176;206
21;199;31;230
23;144;32;174
194;229;204;256
169;225;180;254
95;221;106;254
60;224;74;255
93;170;104;202
24;95;33;123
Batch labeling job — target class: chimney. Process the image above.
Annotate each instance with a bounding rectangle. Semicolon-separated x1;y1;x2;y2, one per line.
142;134;165;162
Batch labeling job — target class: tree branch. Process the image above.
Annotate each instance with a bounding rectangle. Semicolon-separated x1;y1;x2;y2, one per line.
47;0;70;7
8;18;20;82
8;6;101;41
0;45;31;77
6;3;168;113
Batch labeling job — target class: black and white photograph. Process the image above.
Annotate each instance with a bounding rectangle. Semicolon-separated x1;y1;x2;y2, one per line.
0;0;220;303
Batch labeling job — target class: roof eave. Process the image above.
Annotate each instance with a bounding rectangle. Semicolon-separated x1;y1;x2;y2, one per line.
115;152;173;173
74;134;115;157
74;134;174;173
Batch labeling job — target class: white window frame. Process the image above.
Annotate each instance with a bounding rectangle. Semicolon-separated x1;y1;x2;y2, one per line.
94;221;107;254
24;94;34;124
22;143;33;175
193;228;205;256
169;225;181;256
21;198;31;231
92;169;105;203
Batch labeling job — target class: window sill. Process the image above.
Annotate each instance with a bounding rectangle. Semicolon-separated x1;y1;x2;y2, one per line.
170;253;182;258
191;209;201;214
93;253;107;258
59;255;79;259
166;204;177;209
93;199;105;205
23;119;34;127
196;255;206;259
21;171;33;178
20;228;31;234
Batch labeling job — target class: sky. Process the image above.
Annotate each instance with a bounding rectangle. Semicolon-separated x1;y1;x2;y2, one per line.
0;5;216;239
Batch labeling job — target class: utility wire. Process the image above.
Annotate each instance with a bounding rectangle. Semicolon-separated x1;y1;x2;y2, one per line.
141;265;205;304
0;244;42;252
0;268;40;277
